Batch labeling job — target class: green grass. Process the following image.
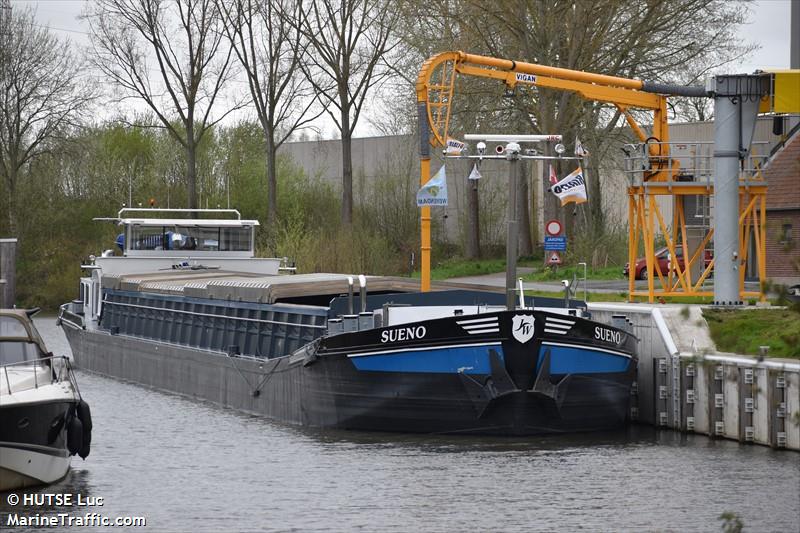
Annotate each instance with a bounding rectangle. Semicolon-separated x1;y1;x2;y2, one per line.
522;290;717;304
410;258;507;280
522;265;624;282
411;257;543;281
523;290;629;302
411;257;623;282
703;308;800;358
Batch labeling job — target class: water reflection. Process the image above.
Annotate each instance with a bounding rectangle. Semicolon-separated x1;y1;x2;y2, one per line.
0;317;794;533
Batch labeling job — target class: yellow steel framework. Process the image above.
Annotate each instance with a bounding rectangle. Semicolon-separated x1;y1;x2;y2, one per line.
415;51;770;302
627;182;767;301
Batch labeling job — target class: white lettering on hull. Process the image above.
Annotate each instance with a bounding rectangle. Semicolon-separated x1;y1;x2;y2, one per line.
380;326;427;343
594;326;623;345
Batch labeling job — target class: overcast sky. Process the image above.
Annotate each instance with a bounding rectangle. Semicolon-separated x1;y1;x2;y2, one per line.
16;0;797;136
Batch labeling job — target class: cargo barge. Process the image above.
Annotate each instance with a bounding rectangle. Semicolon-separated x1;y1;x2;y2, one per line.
59;208;637;435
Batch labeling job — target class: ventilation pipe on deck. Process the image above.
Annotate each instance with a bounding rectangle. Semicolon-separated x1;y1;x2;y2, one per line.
358;275;367;313
347;276;354;315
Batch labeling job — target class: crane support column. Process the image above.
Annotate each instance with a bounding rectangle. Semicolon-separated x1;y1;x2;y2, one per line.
418;103;432;292
710;75;768;306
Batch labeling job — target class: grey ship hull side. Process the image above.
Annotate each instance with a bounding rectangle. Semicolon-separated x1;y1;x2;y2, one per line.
61;308;637;435
62;326;310;424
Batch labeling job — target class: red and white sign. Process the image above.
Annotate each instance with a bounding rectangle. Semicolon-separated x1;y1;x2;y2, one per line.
547;252;562;265
548;165;558;185
545;219;563;236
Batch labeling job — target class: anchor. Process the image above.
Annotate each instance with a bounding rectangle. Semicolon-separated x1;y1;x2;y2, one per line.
529;348;571;410
459;349;520;418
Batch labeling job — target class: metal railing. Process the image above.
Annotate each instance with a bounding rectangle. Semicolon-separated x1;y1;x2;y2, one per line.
58;305;86;330
117;207;242;220
623;141;770;187
1;355;78;396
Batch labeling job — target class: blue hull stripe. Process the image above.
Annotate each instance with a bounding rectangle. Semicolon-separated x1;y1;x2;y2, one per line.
350;345;504;374
537;343;630;374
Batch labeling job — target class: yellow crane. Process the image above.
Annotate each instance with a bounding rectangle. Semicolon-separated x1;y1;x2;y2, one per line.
414;51;790;302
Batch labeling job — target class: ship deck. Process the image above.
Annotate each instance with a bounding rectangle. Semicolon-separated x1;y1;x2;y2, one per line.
99;271;454;305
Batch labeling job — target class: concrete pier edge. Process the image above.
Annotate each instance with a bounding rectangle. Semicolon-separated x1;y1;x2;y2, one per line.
587;302;800;450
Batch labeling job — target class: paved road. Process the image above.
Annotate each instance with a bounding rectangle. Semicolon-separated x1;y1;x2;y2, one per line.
449;269;761;295
449;270;626;293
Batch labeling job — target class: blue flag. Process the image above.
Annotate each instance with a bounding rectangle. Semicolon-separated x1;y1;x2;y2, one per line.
416;165;448;207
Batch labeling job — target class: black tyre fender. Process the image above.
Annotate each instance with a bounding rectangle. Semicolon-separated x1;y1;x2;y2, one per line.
66;411;83;456
76;400;92;459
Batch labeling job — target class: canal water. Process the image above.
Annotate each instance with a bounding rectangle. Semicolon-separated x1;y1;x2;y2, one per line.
2;318;798;532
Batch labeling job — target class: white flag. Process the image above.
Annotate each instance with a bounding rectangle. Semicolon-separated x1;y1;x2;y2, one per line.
575;136;589;157
445;138;465;155
417;165;448;206
551;167;588;206
467;163;481;180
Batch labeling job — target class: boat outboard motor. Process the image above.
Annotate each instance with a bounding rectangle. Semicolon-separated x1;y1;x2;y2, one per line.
76;400;92;459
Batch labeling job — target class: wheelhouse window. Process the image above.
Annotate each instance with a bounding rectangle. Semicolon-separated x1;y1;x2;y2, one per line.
127;225;253;252
0;316;39;365
0;341;41;365
129;226;170;250
220;227;252;251
0;316;28;337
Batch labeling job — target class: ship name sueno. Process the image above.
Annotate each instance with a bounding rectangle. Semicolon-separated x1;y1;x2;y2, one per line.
381;326;427;343
594;326;623;345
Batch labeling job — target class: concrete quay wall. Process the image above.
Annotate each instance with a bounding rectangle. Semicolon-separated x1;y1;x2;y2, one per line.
589;303;800;450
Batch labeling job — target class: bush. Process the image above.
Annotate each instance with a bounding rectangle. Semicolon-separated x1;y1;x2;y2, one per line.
268;160;413;276
565;222;629;268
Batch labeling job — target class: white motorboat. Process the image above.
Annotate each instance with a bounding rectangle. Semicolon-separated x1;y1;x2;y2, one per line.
0;309;91;491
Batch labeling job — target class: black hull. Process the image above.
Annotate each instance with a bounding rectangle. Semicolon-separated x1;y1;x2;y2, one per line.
0;399;74;491
0;400;73;456
305;371;633;435
61;309;637;436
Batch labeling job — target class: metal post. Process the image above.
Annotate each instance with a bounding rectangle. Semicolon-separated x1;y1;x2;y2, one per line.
506;144;520;310
418;103;432;292
710;75;767;305
790;0;800;131
792;0;799;70
579;262;588;302
0;238;17;308
347;276;354;315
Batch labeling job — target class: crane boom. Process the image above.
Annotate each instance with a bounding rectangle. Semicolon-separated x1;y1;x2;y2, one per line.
415;51;706;292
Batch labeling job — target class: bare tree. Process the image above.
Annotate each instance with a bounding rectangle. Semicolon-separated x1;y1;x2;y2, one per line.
218;0;321;224
0;6;96;232
460;0;754;232
86;0;240;210
297;0;397;225
392;0;754;246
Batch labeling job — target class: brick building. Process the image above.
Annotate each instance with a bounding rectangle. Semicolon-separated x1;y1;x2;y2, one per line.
763;126;800;285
